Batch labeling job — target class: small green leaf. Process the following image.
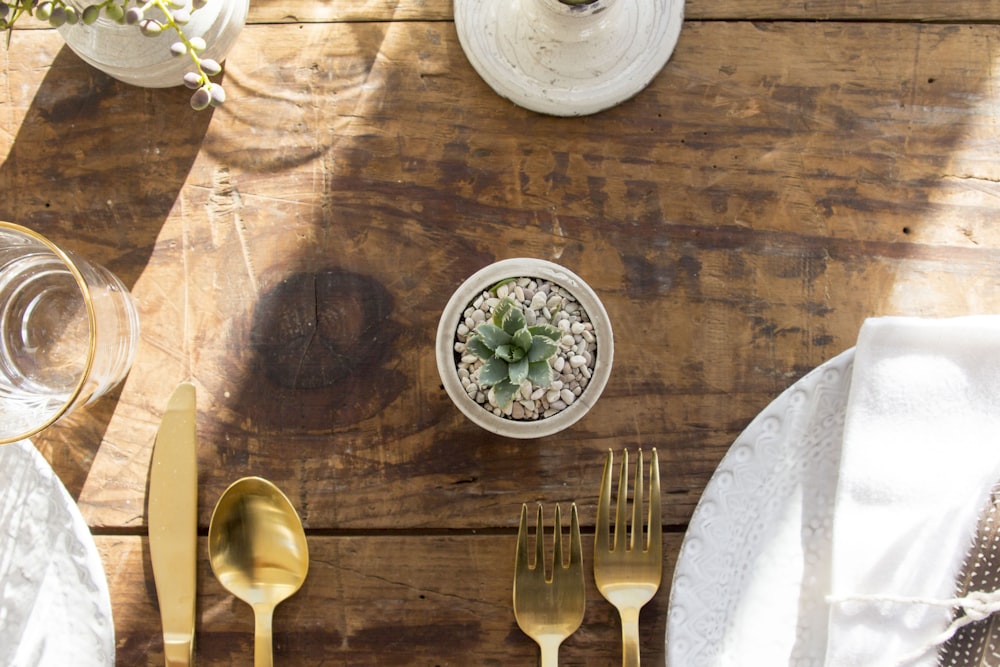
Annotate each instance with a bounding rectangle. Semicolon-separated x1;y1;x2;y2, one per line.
527;360;552;387
501;305;526;336
508;357;529;385
528;336;559;362
477;357;508;387
493;380;520;409
476;323;511;350
512;328;533;352
491;297;516;327
489;278;516;294
466;335;494;360
528;323;561;341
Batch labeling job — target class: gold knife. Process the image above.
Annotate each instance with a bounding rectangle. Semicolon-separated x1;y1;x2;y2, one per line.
149;382;198;666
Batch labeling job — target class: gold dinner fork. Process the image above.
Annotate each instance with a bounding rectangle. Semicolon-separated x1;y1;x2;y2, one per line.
594;449;662;667
513;503;586;667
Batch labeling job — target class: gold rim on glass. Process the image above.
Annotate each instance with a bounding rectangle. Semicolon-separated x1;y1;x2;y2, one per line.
0;221;99;445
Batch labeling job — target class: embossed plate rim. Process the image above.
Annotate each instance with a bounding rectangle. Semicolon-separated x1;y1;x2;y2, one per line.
665;348;855;667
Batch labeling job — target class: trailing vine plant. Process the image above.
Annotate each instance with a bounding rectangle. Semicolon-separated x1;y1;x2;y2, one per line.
0;0;225;110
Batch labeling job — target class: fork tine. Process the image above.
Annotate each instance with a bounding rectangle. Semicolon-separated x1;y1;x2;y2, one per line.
614;449;629;552
516;503;530;570
632;450;645;551
649;449;661;551
569;503;582;566
552;504;564;573
596;450;612;552
534;504;545;574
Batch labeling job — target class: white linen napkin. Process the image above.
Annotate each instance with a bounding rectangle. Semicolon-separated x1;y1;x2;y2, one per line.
825;315;1000;667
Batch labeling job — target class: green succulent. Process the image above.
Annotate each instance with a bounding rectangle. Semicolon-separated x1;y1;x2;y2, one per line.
466;296;562;409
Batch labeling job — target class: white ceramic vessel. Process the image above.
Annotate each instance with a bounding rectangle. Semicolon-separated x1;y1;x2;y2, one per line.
436;258;614;439
454;0;685;116
58;0;248;88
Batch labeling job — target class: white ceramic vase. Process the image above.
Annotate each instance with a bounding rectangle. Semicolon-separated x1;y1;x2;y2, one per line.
436;258;614;439
58;0;248;88
454;0;685;116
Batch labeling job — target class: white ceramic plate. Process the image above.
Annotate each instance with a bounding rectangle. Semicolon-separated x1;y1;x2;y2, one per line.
0;440;115;666
666;349;855;667
454;0;685;117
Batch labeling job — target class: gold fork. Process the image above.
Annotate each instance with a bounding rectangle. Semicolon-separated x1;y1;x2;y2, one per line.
594;449;662;667
513;503;586;667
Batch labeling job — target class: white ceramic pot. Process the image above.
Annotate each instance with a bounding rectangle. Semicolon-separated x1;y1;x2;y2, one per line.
58;0;248;88
454;0;685;116
436;258;614;439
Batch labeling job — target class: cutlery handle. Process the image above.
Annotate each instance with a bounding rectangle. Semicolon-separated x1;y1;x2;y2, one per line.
164;639;192;666
620;607;641;667
253;604;275;667
539;636;561;667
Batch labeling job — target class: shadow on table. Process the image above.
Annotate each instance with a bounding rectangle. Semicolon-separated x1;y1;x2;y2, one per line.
0;46;214;498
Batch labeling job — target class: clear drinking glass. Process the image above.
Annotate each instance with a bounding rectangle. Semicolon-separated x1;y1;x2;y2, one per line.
0;222;140;445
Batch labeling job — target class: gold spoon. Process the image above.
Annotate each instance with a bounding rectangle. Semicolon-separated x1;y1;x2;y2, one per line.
208;476;309;667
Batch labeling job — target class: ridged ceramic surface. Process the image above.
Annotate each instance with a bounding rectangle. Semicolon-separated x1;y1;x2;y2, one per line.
454;0;685;116
0;440;114;666
667;349;855;666
58;0;248;88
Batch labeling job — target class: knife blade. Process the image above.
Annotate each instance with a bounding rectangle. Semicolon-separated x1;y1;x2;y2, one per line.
149;382;198;666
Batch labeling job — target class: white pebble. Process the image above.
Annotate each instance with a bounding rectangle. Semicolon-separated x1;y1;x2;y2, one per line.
570;355;587;368
582;330;595;343
530;292;547;310
561;335;576;348
553;356;566;372
560;389;575;405
497;283;510;299
546;294;562;310
530;387;546;401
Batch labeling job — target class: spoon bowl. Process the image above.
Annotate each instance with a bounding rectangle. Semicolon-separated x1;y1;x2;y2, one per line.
208;476;309;667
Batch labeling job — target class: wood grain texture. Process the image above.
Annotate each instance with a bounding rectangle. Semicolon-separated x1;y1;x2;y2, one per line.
98;532;680;665
8;19;997;530
3;7;1000;666
242;0;1000;23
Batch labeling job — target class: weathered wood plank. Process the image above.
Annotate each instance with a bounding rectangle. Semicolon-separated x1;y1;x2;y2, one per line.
3;19;999;531
243;0;1000;23
98;532;681;665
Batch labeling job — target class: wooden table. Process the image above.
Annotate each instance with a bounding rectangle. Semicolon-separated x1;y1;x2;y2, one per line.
4;1;1000;664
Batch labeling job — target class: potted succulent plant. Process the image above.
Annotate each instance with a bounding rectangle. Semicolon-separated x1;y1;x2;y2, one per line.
436;258;614;439
0;0;247;109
